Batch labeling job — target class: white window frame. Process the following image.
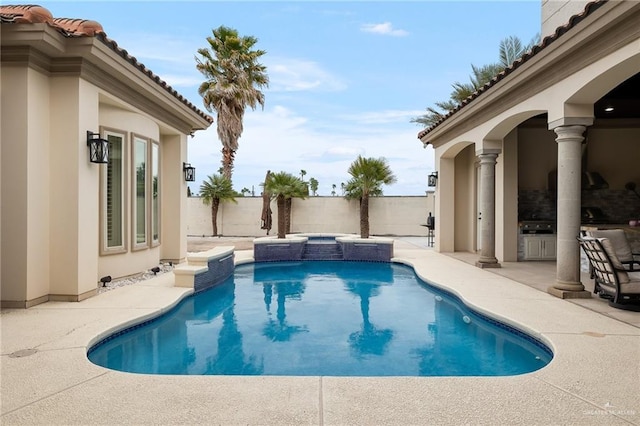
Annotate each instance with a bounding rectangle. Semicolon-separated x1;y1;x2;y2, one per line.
150;141;161;247
131;134;149;250
99;127;127;255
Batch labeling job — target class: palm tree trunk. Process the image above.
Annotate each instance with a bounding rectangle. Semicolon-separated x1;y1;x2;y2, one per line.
212;198;220;236
285;197;292;234
221;147;235;180
360;195;369;238
277;195;286;239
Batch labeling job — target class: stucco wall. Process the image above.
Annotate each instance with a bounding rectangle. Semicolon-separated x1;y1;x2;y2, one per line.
188;195;435;237
541;0;590;38
454;145;476;252
588;127;640;188
518;126;558;190
518;124;640;191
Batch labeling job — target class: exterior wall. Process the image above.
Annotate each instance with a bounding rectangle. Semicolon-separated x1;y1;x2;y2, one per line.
97;105;163;279
454;145;476;252
48;76;99;301
518;126;558;190
1;19;211;307
588;126;640;189
187;196;434;237
498;130;519;262
1;60;200;307
1;65;31;303
160;134;189;264
541;0;590;38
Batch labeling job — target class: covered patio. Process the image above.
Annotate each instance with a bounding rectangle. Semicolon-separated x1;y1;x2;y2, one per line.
419;1;640;300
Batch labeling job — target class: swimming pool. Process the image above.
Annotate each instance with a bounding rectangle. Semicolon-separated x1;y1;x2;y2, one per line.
88;261;552;376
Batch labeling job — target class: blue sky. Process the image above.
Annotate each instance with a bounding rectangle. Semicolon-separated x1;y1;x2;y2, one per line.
25;1;540;195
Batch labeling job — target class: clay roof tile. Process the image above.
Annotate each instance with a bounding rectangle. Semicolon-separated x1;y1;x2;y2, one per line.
418;0;608;141
1;4;213;125
52;17;103;36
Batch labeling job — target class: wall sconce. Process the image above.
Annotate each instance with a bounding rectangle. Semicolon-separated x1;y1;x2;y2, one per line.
183;162;196;182
428;171;438;187
87;131;109;164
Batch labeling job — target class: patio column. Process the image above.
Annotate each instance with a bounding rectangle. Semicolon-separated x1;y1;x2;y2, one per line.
548;124;591;298
476;149;501;268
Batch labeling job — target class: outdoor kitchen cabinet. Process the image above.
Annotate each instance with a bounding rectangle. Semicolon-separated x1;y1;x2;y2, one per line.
523;235;557;260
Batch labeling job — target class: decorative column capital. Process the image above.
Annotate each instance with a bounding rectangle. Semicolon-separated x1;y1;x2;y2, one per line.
553;125;587;143
476;148;501;157
548;116;593;130
477;149;500;166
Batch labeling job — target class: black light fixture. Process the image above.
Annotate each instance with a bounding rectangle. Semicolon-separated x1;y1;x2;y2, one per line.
151;266;161;275
99;275;112;287
87;131;109;164
428;171;438;187
183;162;196;182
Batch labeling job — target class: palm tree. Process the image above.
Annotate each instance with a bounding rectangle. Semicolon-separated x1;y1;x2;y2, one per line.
200;174;237;236
285;178;308;234
309;177;319;196
196;26;269;180
344;156;397;238
264;172;306;238
411;35;538;127
300;169;306;181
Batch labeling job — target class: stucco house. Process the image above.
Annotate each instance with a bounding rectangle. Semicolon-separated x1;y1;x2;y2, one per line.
419;1;640;298
1;5;213;307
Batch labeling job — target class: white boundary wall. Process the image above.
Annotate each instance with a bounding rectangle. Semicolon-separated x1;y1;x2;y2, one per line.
188;195;435;237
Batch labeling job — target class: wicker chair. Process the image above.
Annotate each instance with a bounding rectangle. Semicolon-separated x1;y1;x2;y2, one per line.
578;235;640;311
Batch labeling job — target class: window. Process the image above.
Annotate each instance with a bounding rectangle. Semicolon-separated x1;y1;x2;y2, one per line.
151;142;160;246
132;136;148;249
101;129;127;254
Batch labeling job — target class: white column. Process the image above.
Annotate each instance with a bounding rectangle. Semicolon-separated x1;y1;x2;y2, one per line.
476;149;500;268
548;125;590;297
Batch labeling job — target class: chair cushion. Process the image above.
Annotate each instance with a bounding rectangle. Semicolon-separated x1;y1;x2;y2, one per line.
588;229;633;262
620;279;640;294
598;238;630;284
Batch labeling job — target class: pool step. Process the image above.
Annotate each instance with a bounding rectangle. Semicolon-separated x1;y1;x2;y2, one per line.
302;241;343;260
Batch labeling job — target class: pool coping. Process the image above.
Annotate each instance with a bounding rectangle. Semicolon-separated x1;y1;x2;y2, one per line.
1;241;639;425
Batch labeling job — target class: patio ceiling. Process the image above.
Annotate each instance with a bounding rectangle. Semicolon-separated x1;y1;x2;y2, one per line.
595;72;640;119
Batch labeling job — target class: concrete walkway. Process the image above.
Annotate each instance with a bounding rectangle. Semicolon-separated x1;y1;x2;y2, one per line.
1;238;639;425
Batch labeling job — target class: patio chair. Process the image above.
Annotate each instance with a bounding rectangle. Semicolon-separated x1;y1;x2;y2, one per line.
577;235;640;311
585;229;640;271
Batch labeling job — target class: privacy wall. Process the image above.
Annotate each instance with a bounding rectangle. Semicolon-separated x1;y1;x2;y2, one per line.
188;196;435;237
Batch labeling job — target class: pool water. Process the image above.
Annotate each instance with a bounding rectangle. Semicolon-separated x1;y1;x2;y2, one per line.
88;261;552;376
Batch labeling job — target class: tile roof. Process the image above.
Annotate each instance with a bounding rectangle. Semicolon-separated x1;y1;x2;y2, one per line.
417;0;607;141
0;4;213;125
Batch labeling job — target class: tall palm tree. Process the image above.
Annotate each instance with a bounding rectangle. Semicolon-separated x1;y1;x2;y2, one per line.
309;177;319;196
200;174;237;236
196;26;269;180
412;35;538;127
264;172;306;238
344;156;396;238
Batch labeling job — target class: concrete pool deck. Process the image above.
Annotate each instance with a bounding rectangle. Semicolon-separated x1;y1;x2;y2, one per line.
1;238;639;425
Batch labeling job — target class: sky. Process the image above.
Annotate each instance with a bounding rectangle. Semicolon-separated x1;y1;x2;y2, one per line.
23;1;541;195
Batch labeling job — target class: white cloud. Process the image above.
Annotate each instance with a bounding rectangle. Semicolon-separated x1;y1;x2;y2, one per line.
266;57;347;92
341;110;427;125
360;22;409;37
188;106;434;196
159;74;203;88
